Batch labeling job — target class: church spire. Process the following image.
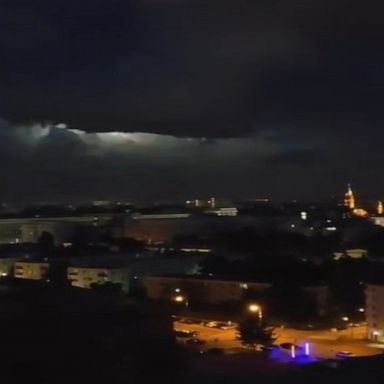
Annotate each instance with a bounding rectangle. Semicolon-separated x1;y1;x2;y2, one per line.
377;201;383;215
344;183;355;209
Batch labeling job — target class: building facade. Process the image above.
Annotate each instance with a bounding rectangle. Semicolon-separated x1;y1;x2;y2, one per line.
143;275;271;304
0;215;114;245
67;266;130;292
143;275;330;316
365;283;384;342
14;261;49;281
0;257;25;277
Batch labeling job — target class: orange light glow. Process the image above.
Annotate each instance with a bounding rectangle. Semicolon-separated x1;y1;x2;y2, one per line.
344;184;355;209
248;304;260;313
377;201;383;215
352;208;368;217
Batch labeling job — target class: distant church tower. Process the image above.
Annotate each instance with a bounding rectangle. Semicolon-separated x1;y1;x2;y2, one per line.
344;184;355;209
377;201;383;215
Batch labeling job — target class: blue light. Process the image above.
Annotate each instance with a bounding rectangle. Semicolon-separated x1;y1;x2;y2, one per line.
268;343;318;365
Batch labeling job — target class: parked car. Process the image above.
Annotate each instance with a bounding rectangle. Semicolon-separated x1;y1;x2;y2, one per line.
260;345;280;352
174;330;198;338
186;338;206;346
216;322;236;330
204;321;218;328
188;319;202;324
185;318;201;325
177;317;198;324
336;351;354;358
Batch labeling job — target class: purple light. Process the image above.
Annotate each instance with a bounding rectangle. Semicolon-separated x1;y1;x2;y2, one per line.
305;342;310;356
291;345;296;358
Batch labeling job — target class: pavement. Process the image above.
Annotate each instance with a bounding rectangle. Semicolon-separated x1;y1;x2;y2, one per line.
174;318;382;360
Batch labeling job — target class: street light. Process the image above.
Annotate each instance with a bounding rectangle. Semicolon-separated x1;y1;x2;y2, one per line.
248;304;259;312
248;303;263;322
174;295;184;303
174;295;189;309
341;316;353;338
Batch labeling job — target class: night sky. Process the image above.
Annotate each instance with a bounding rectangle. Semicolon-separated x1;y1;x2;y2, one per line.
0;0;383;204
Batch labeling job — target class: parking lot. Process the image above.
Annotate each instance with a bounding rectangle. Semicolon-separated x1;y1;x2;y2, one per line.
173;317;382;360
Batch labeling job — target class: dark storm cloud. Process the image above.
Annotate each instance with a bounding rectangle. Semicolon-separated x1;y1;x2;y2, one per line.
1;1;384;204
0;120;383;205
0;120;310;203
264;148;325;166
0;0;383;137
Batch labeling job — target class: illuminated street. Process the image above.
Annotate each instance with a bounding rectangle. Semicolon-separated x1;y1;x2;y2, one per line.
174;319;382;360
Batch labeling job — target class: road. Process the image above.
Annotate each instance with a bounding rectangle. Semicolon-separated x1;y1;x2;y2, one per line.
174;318;382;360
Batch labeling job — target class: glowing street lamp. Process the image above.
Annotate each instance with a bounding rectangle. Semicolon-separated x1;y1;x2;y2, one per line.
174;295;189;308
248;304;259;312
248;303;263;322
341;316;354;338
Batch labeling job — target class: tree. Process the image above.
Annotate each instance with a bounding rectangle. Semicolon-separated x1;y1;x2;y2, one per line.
37;231;55;257
236;317;276;350
90;281;123;293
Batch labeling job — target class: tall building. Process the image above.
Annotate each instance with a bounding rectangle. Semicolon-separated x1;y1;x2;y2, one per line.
365;283;384;342
344;184;355;209
377;201;383;215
